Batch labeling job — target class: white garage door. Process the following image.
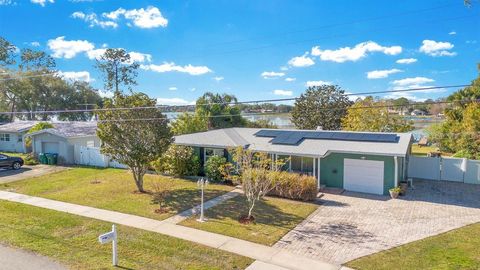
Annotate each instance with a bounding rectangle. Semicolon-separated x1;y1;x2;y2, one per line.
42;142;59;154
344;159;384;195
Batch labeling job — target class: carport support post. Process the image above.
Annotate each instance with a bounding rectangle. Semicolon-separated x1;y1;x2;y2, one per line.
394;156;399;187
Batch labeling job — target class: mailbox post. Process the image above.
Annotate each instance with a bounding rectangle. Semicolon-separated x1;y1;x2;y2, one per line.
98;224;118;266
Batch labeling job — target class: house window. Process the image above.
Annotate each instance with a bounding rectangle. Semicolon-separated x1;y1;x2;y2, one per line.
0;134;10;142
18;136;22;142
204;148;224;162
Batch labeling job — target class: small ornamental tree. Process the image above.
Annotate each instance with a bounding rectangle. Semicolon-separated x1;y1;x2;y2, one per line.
97;92;173;193
227;147;286;222
205;155;227;182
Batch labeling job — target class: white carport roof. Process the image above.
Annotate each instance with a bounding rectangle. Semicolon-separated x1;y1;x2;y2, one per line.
174;128;412;157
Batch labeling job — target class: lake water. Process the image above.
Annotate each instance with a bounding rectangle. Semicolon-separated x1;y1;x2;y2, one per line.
164;112;441;140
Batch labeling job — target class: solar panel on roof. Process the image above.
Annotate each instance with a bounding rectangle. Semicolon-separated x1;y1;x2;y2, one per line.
255;129;399;145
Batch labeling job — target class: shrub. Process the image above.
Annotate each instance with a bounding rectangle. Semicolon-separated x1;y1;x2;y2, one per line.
268;171;317;201
152;145;200;177
24;153;38;165
205;155;227;182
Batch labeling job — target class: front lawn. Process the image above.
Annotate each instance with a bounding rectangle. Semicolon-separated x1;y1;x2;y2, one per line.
0;200;252;270
0;167;234;220
180;195;318;246
346;222;480;270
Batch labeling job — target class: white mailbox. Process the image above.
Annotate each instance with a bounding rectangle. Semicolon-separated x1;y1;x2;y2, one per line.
98;225;118;266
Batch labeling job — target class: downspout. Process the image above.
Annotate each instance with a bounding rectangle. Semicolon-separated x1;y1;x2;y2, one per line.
394;156;399;187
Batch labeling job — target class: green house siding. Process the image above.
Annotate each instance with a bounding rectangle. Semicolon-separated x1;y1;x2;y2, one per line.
320;152;397;195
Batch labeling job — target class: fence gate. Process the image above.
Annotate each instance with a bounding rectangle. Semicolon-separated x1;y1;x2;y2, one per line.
74;145;109;167
408;156;480;184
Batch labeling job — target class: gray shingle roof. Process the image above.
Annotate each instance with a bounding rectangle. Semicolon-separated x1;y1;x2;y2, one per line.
174;128;412;157
0;121;39;132
22;121;98;138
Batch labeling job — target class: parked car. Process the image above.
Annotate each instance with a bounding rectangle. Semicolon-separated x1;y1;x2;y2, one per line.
0;154;24;170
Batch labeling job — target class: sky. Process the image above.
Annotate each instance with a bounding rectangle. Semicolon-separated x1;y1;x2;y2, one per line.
0;0;479;105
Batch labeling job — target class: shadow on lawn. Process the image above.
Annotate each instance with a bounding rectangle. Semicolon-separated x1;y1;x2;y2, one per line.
205;196;308;229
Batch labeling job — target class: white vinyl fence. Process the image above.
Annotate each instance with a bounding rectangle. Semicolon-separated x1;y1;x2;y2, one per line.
74;145;128;169
408;156;480;184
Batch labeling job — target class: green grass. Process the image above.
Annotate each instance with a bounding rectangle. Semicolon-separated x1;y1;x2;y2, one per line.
0;167;234;221
346;223;480;270
411;144;452;157
0;200;252;270
180;195;318;246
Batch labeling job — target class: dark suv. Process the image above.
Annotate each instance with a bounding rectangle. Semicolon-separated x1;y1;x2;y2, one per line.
0;154;24;170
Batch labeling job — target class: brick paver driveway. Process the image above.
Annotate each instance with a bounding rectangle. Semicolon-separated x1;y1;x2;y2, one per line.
274;180;480;265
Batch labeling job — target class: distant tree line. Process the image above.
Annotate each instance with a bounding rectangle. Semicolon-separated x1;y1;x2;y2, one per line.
0;36;102;122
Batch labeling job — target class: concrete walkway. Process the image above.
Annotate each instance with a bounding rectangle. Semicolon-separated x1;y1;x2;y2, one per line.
0;191;339;270
0;244;66;270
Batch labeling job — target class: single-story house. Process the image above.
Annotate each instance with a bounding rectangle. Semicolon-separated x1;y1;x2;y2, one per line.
27;122;100;164
174;128;413;195
0;121;39;153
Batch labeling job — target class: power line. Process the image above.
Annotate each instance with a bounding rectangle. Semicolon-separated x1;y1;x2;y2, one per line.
94;98;480;122
0;84;471;115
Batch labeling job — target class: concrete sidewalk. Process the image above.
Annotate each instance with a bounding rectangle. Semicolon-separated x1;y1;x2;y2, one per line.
0;191;339;270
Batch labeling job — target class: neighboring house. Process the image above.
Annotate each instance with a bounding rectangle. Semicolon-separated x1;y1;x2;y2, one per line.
0;121;39;153
410;109;426;116
27;122;100;164
174;128;413;195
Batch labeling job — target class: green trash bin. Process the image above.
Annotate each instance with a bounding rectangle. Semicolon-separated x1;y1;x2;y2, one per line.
51;153;58;165
45;153;53;165
38;153;47;164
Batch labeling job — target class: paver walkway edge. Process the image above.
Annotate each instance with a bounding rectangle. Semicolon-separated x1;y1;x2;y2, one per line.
0;191;339;270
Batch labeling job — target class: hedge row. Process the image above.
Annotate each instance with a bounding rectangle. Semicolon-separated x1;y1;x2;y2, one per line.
268;171;318;201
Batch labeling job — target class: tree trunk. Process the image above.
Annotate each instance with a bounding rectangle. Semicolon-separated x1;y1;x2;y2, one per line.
247;200;255;219
132;168;145;193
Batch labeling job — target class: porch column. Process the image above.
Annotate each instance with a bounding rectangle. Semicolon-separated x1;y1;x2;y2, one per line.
289;156;292;172
317;157;321;189
394;156;399;187
313;158;316;178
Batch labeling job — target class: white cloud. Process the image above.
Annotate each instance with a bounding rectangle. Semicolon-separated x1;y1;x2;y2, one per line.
128;51;152;63
71;11;118;29
157;97;194;106
396;58;417;64
98;90;114;98
57;71;93;82
103;6;168;29
449;31;457;35
261;71;285;79
367;68;403;79
31;0;54;6
213;76;224;82
305;80;332;87
273;89;293;96
391;77;434;87
85;48;106;60
0;0;15;5
285;77;296;82
311;41;402;63
168;87;177;91
280;66;289;71
141;62;212;76
419;40;456;57
288;52;315;67
47;36;95;59
30;41;40;47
